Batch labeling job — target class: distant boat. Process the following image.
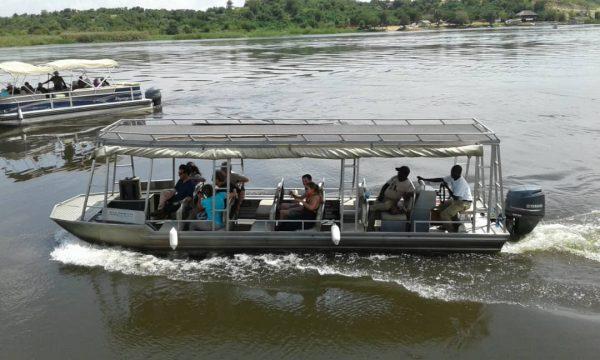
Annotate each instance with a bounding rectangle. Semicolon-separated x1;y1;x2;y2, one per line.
0;59;161;126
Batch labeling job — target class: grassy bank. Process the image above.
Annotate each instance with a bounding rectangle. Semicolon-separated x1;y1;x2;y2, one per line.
0;27;356;48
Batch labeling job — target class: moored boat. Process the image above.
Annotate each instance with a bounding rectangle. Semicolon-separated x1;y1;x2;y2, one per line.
50;118;545;254
0;59;161;126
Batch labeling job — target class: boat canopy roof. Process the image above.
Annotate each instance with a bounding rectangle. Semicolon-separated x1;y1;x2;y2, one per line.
43;59;119;71
95;118;499;160
0;59;119;76
0;61;52;76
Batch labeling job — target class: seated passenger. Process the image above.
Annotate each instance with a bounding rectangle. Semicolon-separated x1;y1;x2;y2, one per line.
6;84;19;96
35;83;48;94
186;161;206;185
279;181;322;230
417;165;473;232
219;161;249;213
93;78;100;88
0;88;8;97
76;76;88;89
280;173;312;216
100;77;110;86
190;184;227;231
21;82;35;94
154;164;195;218
368;166;415;230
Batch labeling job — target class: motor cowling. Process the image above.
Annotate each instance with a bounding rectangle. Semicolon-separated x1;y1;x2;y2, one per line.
505;185;545;240
144;88;162;107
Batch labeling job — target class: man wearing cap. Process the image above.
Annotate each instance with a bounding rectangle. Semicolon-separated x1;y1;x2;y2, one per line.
368;166;415;230
43;71;68;91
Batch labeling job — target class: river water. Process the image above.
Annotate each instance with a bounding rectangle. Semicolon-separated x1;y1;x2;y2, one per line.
1;25;599;358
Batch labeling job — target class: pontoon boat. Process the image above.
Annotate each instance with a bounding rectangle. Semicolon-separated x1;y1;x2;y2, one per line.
0;59;161;126
50;119;545;253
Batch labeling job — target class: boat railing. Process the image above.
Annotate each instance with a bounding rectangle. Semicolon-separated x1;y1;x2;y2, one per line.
0;85;143;110
145;218;331;231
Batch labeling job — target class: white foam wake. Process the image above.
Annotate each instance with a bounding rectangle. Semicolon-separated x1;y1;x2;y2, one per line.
502;211;600;263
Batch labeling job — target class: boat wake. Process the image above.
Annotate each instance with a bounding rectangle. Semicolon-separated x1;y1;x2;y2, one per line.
50;212;600;313
502;210;600;262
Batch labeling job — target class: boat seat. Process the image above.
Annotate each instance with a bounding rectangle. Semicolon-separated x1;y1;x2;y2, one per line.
381;212;408;221
313;181;325;231
267;178;284;231
255;199;274;218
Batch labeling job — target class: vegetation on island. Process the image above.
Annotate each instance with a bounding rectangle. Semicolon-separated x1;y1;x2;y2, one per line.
0;0;599;47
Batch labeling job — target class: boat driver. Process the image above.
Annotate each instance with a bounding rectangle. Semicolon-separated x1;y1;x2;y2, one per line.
368;166;415;230
43;71;68;91
417;165;473;232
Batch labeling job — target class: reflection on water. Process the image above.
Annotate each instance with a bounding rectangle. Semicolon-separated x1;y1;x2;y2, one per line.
77;266;489;356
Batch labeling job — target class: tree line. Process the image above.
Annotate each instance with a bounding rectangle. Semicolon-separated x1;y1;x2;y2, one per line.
1;0;598;37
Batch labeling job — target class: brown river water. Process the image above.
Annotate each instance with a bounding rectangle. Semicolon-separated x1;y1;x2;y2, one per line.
1;25;599;358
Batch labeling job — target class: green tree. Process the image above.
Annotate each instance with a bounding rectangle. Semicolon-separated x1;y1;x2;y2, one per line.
165;21;179;35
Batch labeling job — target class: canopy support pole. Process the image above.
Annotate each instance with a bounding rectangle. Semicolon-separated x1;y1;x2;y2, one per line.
486;146;496;232
81;159;96;221
472;156;480;233
497;146;505;230
130;155;136;177
143;159;154;216
212;159;216;231
354;158;360;231
172;158;176;183
111;154;117;196
102;157;110;222
226;158;231;231
339;159;345;232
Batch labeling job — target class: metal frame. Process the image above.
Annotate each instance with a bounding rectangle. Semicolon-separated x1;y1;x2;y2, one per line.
97;118;500;148
77;118;506;236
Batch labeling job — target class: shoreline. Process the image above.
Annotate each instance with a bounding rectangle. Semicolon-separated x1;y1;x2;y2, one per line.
0;22;597;49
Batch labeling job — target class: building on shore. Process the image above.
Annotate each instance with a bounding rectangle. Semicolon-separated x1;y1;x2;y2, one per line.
516;10;538;22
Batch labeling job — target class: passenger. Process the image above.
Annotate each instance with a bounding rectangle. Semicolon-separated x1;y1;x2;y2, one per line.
219;161;249;212
0;88;7;97
279;181;322;230
368;166;415;230
35;83;48;94
21;82;35;94
155;164;195;217
418;165;473;232
280;174;312;218
190;184;227;231
186;161;206;185
100;77;110;86
76;76;88;89
6;84;19;95
43;71;68;91
214;170;239;211
93;78;100;88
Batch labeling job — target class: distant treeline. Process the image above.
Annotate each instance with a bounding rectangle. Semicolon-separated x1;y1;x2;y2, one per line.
1;0;599;38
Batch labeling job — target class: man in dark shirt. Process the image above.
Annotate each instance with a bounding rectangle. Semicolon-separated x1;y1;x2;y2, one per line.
172;166;195;202
43;71;68;91
156;164;195;217
36;83;48;94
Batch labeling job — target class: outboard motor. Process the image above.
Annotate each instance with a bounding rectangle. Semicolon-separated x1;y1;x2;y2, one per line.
144;88;162;107
505;185;545;240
